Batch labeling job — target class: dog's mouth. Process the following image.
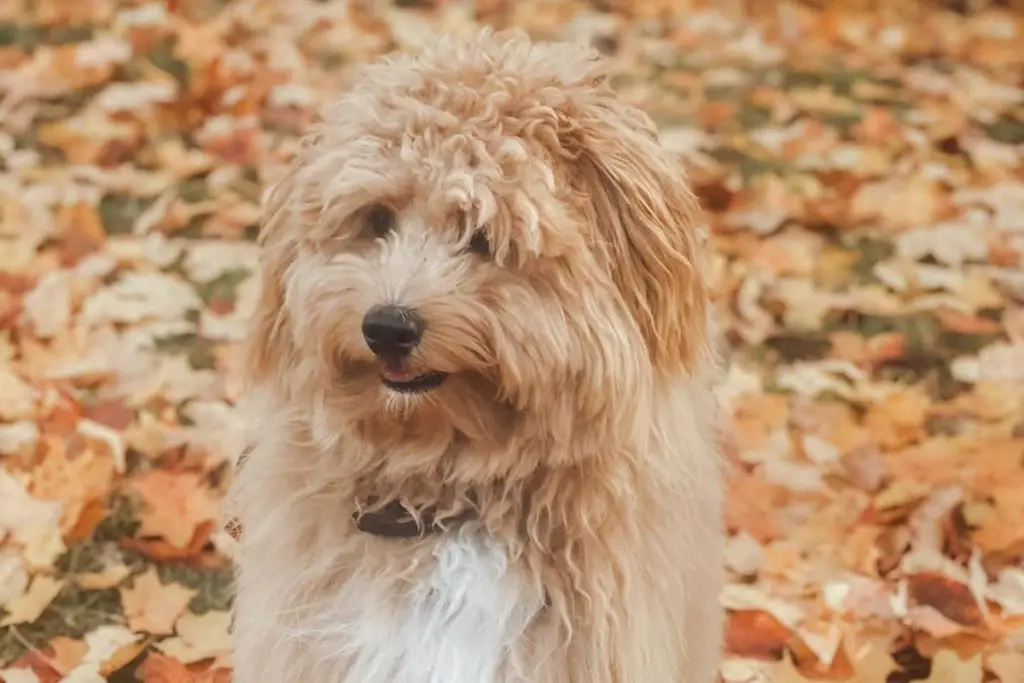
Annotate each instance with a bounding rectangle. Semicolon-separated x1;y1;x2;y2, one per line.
379;364;448;394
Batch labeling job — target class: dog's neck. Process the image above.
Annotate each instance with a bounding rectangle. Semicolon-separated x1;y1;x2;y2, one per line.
352;497;477;539
351;471;482;540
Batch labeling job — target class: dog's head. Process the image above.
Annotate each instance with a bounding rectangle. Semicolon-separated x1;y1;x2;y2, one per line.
248;30;709;467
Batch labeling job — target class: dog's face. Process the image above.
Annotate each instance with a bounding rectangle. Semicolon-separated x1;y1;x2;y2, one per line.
248;32;709;461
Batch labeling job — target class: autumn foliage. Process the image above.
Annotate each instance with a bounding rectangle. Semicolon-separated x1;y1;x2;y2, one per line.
1;0;1023;681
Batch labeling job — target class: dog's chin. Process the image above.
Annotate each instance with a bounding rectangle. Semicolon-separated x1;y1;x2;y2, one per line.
334;358;520;447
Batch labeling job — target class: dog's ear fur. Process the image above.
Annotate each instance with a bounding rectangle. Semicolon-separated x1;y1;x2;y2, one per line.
245;166;300;388
568;90;710;374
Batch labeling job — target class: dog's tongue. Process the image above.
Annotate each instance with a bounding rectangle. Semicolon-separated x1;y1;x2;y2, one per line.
380;363;422;382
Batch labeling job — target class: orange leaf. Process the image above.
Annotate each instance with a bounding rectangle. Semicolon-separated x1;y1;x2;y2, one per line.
138;653;229;683
55;203;107;266
30;435;116;535
122;520;217;562
46;636;88;676
725;609;792;660
936;309;1002;335
725;470;784;543
862;388;930;451
130;469;220;549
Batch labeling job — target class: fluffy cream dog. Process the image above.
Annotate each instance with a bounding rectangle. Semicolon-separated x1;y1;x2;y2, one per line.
228;28;724;683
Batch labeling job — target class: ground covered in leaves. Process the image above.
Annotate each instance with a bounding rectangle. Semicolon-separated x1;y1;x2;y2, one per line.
0;0;1022;681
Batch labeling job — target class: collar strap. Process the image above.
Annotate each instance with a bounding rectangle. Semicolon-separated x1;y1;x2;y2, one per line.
353;499;475;539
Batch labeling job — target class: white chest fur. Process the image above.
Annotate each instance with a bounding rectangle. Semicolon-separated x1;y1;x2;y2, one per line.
317;525;546;683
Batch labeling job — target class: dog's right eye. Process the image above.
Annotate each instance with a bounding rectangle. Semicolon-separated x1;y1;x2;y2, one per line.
365;205;395;238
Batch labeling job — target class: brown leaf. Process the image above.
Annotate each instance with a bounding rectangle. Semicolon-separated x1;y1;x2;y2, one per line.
81;399;137;430
123;519;217;562
908;572;989;632
55;203;107;266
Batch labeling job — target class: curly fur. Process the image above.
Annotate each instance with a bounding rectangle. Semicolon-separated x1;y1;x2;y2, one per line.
228;28;725;683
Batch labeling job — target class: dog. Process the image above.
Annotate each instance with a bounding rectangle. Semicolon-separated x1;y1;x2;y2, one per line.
227;28;724;683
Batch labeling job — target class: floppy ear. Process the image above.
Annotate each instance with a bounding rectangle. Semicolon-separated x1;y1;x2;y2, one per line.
244;165;300;388
568;90;711;375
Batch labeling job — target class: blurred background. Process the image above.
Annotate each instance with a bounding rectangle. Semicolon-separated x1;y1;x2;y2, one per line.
0;0;1022;681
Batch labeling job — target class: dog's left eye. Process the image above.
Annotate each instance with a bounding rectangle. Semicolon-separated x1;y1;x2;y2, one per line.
467;230;490;257
365;204;395;238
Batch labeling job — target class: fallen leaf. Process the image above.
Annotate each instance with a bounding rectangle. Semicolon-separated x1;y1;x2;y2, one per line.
0;367;37;421
75;560;131;590
61;625;142;682
45;637;87;676
0;575;64;626
988;651;1024;683
0;668;44;683
119;567;198;636
863;388;930;451
130;469;220;549
156;609;233;665
0;551;29;608
0;470;64;566
725;609;792;660
908;572;989;633
29;436;116;535
924;651;983;683
137;653;229;683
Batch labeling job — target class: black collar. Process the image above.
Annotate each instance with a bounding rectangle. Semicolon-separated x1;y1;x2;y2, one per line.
352;499;475;539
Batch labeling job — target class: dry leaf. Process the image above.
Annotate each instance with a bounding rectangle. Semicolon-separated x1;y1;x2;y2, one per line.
0;576;64;626
75;561;131;590
0;668;43;683
988;651;1024;683
0;367;37;421
924;651;983;683
157;609;233;665
119;567;198;636
130;469;220;549
61;625;141;683
137;653;229;683
725;609;793;660
45;636;88;676
3;0;1023;679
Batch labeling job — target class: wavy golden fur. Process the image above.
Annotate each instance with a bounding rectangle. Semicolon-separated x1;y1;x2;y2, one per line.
228;28;724;683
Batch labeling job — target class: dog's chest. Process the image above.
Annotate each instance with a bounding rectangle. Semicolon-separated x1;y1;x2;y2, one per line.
334;527;544;683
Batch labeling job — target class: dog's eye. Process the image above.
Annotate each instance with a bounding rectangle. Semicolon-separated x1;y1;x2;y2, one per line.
467;229;490;257
365;205;395;238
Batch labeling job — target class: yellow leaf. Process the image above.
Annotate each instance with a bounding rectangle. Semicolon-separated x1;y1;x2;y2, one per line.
157;609;234;665
0;575;64;626
119;567;197;636
924;651;983;683
989;652;1024;683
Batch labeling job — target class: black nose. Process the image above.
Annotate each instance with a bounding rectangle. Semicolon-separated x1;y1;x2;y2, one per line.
362;306;424;358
